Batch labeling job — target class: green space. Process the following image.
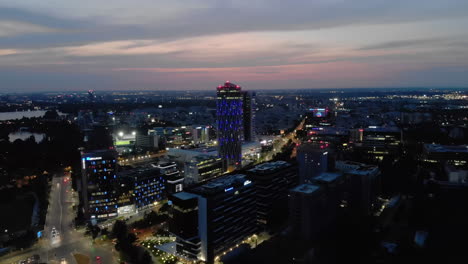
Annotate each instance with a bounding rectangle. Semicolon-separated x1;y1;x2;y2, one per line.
0;194;34;233
141;239;177;264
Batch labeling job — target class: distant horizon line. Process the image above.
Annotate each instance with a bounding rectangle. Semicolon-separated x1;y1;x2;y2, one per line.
1;86;467;95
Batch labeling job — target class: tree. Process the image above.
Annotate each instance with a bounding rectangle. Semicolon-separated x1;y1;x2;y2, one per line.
44;110;59;120
159;203;170;214
140;251;153;264
112;220;128;240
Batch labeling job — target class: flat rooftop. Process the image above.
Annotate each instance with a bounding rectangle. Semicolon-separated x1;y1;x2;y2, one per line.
191;174;249;195
118;166;161;179
350;165;379;175
291;184;321;194
82;149;117;157
247;160;291;174
424;144;468;153
172;192;199;201
365;127;400;133
189;155;221;162
336;160;379;175
313;172;343;183
152;161;177;168
297;143;328;152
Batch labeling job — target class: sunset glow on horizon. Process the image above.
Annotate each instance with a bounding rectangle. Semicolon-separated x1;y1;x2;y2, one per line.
0;0;467;91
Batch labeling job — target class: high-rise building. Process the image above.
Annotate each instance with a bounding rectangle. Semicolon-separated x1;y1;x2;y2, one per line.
288;184;325;241
289;172;347;242
80;149;119;221
216;81;243;170
242;91;255;142
336;160;381;216
169;174;257;263
191;126;211;144
245;161;298;230
296;142;329;183
168;192;200;260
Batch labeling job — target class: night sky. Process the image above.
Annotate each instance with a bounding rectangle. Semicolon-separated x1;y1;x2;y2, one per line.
1;0;467;91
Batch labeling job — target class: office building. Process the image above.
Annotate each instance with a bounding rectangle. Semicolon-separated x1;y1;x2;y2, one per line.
336;160;380;216
216;81;243;170
359;127;402;159
245;161;298;230
401;112;432;125
192;126;211;144
169;174;257;263
288;184;325;241
184;155;224;185
169;192;200;260
310;172;346;223
119;167;166;211
168;142;260;165
135;130;159;149
289;172;346;242
80;150;119;221
242;91;255;142
153;162;184;194
296;142;329;183
422;144;467;168
116;176;135;215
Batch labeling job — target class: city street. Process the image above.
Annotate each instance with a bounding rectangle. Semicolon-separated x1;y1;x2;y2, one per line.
0;174;118;264
262;118;305;161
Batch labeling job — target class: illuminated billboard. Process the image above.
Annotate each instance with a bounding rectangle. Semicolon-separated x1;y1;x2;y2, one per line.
115;140;132;146
309;108;328;118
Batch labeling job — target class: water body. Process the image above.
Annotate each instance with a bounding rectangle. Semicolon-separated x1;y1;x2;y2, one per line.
0;110;48;121
9;131;46;143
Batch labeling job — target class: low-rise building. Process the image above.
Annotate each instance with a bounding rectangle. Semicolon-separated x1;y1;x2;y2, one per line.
423;144;467;168
184;155;224;185
119;167;166;211
152;162;184;194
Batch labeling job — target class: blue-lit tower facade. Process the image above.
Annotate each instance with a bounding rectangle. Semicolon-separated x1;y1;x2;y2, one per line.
81;149;119;221
217;81;243;170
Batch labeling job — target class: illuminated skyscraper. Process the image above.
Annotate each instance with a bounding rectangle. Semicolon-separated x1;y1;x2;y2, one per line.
216;81;243;170
81;149;119;221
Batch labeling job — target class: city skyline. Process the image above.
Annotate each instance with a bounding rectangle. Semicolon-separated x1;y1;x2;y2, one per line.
0;1;468;92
